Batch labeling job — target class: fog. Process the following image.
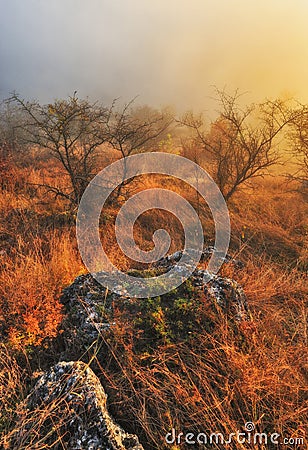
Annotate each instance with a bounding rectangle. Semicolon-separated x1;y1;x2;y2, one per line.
1;0;308;111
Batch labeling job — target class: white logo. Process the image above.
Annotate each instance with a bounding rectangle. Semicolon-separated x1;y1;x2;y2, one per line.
245;422;255;432
76;152;230;297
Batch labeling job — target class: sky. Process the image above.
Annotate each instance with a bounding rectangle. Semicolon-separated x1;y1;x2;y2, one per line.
1;0;308;112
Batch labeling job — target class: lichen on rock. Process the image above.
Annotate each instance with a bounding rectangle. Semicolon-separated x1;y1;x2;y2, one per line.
59;248;249;352
7;361;143;450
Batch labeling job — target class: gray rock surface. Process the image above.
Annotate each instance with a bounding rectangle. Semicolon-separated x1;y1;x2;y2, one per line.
60;249;249;348
4;249;249;450
154;246;244;269
8;361;143;450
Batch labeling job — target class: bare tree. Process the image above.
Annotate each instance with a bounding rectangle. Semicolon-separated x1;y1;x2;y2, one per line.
0;100;29;160
8;94;174;208
107;101;172;157
288;104;308;193
9;92;111;207
105;100;173;200
180;90;298;201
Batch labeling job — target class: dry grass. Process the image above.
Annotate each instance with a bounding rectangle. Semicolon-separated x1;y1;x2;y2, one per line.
0;344;26;439
0;159;307;449
89;258;307;449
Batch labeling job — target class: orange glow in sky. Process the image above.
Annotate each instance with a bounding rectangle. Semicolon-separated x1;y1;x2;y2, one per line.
1;0;308;110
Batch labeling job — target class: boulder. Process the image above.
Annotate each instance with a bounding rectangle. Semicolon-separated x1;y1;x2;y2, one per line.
8;361;143;450
59;249;249;349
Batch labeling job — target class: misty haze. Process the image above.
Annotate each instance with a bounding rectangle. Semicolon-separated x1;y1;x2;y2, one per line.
1;0;308;110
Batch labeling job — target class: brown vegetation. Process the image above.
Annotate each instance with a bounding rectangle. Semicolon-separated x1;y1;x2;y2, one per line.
0;94;307;449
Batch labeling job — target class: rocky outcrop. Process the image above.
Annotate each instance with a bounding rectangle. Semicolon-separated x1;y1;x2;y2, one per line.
6;249;248;449
8;361;143;450
60;249;249;348
154;246;244;269
60;273;115;347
